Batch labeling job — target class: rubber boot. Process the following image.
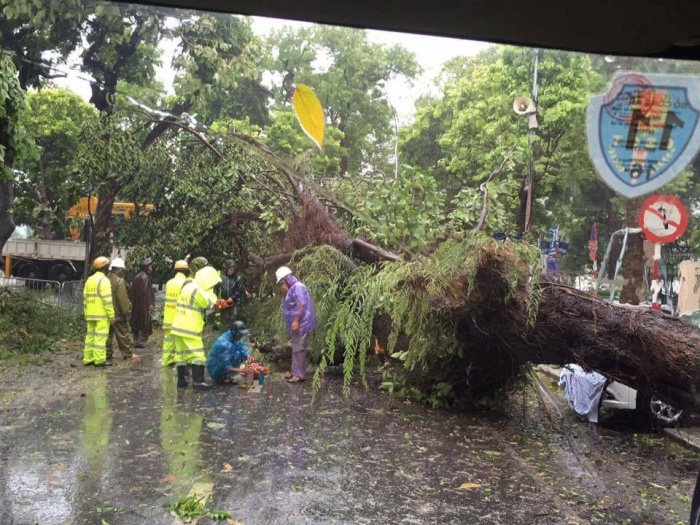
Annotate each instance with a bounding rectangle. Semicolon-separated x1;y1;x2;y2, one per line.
177;365;189;389
192;365;211;389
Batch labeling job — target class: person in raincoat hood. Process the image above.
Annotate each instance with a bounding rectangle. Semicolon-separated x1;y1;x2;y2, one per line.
206;320;253;384
275;266;316;383
129;257;155;348
215;259;250;328
170;265;222;389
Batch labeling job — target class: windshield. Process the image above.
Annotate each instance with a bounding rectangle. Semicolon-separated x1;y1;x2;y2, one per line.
1;2;700;525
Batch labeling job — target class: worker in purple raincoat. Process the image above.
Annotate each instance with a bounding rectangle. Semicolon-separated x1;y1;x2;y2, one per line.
275;266;316;383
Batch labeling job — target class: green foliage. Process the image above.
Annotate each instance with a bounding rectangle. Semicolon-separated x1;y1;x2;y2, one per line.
263;108;344;177
0;55;27;180
268;25;420;175
3;0;164;111
15;88;97;238
339;168;446;250
398;46;629;276
446;176;519;233
71;112;172;256
169;12;270;125
289;245;356;362
0;288;83;355
115;125;277;271
0;0;83;90
306;234;541;403
690;230;700;256
240;245;356;365
163;495;230;522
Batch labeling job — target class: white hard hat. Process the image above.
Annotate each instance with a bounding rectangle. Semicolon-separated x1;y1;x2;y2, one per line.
275;266;293;284
110;258;126;269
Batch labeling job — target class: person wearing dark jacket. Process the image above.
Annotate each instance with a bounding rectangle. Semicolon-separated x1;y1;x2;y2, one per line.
130;258;155;348
107;258;139;361
217;260;250;327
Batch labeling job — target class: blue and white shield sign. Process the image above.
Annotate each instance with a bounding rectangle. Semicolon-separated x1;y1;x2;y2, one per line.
587;72;700;198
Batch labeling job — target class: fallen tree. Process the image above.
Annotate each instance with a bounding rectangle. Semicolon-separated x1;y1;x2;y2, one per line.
250;235;700;412
140;114;700;412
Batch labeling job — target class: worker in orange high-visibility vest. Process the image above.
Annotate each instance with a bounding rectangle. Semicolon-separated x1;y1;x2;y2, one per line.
161;260;190;367
83;257;116;367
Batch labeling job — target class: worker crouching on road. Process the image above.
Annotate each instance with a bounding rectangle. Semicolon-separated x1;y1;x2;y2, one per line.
162;260;190;367
206;321;253;385
107;258;139;362
83;257;116;367
275;266;317;383
170;265;222;389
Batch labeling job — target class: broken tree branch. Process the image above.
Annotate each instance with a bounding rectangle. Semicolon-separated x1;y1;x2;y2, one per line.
473;155;511;231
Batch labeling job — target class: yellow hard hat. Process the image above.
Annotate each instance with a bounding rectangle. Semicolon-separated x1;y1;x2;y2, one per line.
174;260;189;270
195;266;222;291
93;256;110;270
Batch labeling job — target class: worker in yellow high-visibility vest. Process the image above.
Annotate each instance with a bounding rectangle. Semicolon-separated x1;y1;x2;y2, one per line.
171;265;222;389
161;260;190;367
83;257;116;367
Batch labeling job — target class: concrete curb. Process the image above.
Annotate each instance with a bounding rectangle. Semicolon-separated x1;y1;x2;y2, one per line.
663;427;700;453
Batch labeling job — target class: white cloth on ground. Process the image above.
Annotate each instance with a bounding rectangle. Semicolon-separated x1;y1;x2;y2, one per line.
558;364;607;423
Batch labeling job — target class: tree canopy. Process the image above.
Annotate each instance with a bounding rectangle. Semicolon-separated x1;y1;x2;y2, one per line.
14;89;97;239
1;3;699;284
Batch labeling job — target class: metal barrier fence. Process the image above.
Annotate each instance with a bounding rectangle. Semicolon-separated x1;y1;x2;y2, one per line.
0;277;84;310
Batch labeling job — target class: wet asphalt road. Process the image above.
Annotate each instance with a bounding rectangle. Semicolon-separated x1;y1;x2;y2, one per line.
0;337;699;525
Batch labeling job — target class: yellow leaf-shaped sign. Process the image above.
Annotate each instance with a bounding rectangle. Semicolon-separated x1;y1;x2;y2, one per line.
292;83;325;150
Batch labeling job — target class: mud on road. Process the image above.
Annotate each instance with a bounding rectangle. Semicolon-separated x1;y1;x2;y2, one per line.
0;332;699;525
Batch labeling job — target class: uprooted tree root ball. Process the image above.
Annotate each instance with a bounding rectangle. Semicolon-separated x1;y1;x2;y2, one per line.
250;233;700;411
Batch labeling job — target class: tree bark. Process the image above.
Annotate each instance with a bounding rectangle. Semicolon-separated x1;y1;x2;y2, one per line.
521;285;700;411
620;197;646;304
431;256;700;411
0;180;14;255
89;185;118;262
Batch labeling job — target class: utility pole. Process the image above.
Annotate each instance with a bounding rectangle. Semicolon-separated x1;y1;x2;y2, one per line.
524;48;540;234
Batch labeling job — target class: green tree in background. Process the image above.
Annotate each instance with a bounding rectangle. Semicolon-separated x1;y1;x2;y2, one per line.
14;89;97;239
268;25;421;176
0;55;27;254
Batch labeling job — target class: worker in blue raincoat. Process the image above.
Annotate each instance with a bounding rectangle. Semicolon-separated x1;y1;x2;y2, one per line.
206;321;253;384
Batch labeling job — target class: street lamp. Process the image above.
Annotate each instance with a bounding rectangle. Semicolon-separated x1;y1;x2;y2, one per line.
512;49;541;234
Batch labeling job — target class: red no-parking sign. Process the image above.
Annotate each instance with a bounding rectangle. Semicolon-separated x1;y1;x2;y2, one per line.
637;195;689;244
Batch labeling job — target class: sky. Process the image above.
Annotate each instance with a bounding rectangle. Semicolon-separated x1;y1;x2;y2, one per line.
54;12;490;124
251;16;489;120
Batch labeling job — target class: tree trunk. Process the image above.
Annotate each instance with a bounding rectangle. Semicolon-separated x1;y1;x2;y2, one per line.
620;197;645;304
515;175;528;233
522;285;700;411
463;265;700;411
366;244;700;412
0;180;14;256
89;185;117;262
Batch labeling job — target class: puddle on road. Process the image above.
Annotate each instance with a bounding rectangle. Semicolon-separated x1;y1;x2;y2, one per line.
0;353;697;524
